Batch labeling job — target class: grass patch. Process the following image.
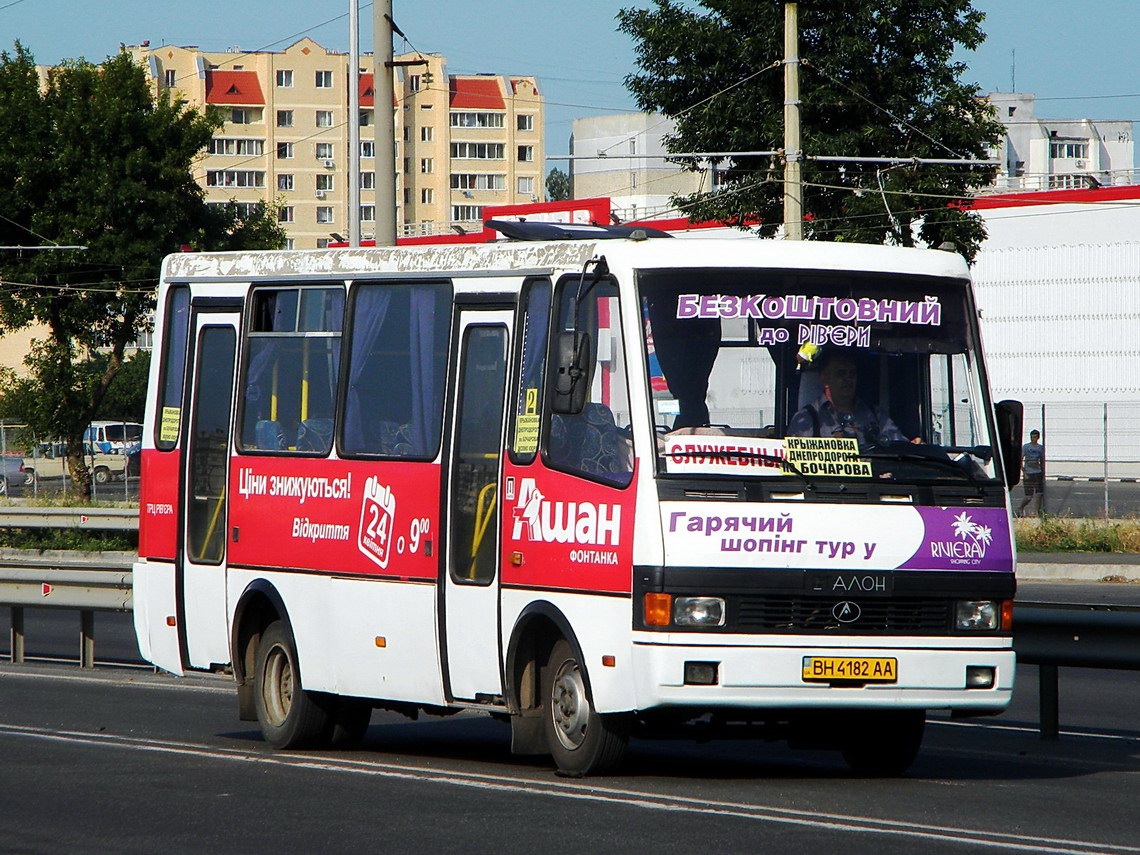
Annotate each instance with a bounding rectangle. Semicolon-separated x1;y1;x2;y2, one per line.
1015;517;1140;553
0;527;137;552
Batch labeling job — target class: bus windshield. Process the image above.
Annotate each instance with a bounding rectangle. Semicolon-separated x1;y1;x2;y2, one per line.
639;267;998;484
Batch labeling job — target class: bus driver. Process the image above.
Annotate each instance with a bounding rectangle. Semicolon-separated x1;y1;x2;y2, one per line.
787;350;917;446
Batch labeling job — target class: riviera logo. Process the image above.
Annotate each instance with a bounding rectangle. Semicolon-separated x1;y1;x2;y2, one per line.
930;511;993;561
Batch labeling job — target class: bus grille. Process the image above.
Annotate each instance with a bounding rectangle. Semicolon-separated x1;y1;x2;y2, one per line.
734;596;952;634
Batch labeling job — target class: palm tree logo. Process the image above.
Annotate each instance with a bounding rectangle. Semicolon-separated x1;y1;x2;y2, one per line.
951;511;992;554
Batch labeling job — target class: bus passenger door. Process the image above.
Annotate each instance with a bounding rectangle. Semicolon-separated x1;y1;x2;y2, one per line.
178;312;239;670
442;309;512;701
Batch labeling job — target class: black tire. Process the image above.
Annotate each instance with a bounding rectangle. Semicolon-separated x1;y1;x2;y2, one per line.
327;698;372;749
24;469;35;486
93;466;111;485
841;709;926;777
253;620;334;749
543;639;630;777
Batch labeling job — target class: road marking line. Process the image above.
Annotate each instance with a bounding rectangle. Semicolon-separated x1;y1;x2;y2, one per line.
0;723;1136;855
930;718;1140;743
0;668;232;693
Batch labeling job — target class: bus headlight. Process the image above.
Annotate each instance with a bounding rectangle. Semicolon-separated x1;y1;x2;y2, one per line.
955;600;999;631
673;597;726;627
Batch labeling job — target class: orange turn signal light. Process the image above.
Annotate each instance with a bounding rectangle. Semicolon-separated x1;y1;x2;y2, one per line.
1001;599;1014;632
644;593;672;627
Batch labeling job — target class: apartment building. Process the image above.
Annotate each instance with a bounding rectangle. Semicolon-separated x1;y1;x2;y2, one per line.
570;113;705;223
128;39;544;246
985;93;1134;194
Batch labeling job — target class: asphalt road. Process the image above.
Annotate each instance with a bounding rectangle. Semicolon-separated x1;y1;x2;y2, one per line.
2;661;1138;854
2;596;1140;854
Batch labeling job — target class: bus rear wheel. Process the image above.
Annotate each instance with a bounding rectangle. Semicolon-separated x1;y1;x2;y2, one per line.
254;620;333;749
841;709;926;777
543;639;630;777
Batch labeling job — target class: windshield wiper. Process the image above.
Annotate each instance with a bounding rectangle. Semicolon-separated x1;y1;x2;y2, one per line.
858;447;984;493
665;449;817;491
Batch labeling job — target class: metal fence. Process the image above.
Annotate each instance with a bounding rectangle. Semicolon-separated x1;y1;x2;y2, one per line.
1016;401;1140;518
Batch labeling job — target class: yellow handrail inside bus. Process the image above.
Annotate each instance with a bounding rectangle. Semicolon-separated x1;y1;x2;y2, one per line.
301;338;310;422
467;481;497;580
198;485;226;562
270;360;279;422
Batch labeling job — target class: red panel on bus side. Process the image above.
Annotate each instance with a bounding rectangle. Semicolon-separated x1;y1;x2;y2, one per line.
227;457;441;580
139;449;180;561
500;459;637;595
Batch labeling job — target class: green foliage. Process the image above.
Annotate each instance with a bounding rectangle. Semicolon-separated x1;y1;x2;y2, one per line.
617;1;1004;259
0;43;284;493
1014;517;1140;553
546;167;572;201
0;526;137;552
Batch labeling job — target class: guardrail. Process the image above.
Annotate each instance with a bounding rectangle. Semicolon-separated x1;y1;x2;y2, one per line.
0;552;133;669
0;506;139;531
1013;601;1140;739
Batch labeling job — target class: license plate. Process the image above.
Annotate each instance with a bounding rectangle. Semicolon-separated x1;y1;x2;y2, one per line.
802;656;898;682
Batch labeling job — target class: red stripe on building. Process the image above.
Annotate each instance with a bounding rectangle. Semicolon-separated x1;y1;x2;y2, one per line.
205;71;265;105
971;185;1140;210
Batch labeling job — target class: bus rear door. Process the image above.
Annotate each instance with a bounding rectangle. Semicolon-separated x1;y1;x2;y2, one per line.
178;308;240;670
442;306;513;701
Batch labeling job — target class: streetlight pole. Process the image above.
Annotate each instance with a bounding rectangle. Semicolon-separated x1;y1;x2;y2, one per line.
347;0;361;247
783;1;803;240
374;0;397;246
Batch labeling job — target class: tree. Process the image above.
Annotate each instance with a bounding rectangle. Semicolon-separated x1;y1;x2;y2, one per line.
617;1;1004;259
0;44;285;496
545;166;572;202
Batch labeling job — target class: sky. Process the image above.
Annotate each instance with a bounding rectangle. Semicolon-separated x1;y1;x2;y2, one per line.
6;0;1140;162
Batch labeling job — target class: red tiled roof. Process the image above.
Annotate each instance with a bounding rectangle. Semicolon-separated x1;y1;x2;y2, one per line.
205;71;264;105
449;76;504;110
359;73;374;107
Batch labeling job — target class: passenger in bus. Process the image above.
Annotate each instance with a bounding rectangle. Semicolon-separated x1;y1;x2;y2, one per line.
787;351;916;446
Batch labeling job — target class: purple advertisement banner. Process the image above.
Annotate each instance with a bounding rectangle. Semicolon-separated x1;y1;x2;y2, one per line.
900;507;1014;572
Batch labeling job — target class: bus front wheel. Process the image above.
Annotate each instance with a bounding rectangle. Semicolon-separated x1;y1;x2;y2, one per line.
543;639;630;777
254;620;333;749
841;709;926;777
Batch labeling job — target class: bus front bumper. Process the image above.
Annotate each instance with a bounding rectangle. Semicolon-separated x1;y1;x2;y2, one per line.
629;638;1014;713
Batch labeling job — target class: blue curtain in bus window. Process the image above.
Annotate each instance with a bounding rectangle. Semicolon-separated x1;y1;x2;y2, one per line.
344;284;449;457
344;286;393;452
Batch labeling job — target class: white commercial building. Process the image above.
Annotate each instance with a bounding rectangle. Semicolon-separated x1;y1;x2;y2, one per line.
971;186;1140;474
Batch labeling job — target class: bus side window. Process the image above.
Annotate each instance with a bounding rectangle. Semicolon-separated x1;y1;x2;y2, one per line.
154;286;191;451
509;278;551;463
239;286;343;455
340;282;452;459
545;277;634;487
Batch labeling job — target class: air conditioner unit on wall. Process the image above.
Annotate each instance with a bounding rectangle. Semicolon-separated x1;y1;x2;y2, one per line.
323;159;335;169
1075;160;1086;168
315;190;326;199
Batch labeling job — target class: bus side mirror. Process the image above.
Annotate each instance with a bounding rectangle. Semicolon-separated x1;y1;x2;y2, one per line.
551;330;592;415
994;399;1024;489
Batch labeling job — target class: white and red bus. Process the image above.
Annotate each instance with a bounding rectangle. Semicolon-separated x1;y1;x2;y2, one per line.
134;224;1023;776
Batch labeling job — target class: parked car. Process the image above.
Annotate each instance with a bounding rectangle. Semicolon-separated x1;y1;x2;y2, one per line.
23;442;128;485
0;453;24;493
84;421;143;454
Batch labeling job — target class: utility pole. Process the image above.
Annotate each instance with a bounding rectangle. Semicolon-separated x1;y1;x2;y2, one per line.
783;0;803;240
374;0;397;246
347;0;361;247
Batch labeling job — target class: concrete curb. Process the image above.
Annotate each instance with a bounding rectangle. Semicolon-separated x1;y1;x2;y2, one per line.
1018;562;1140;582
